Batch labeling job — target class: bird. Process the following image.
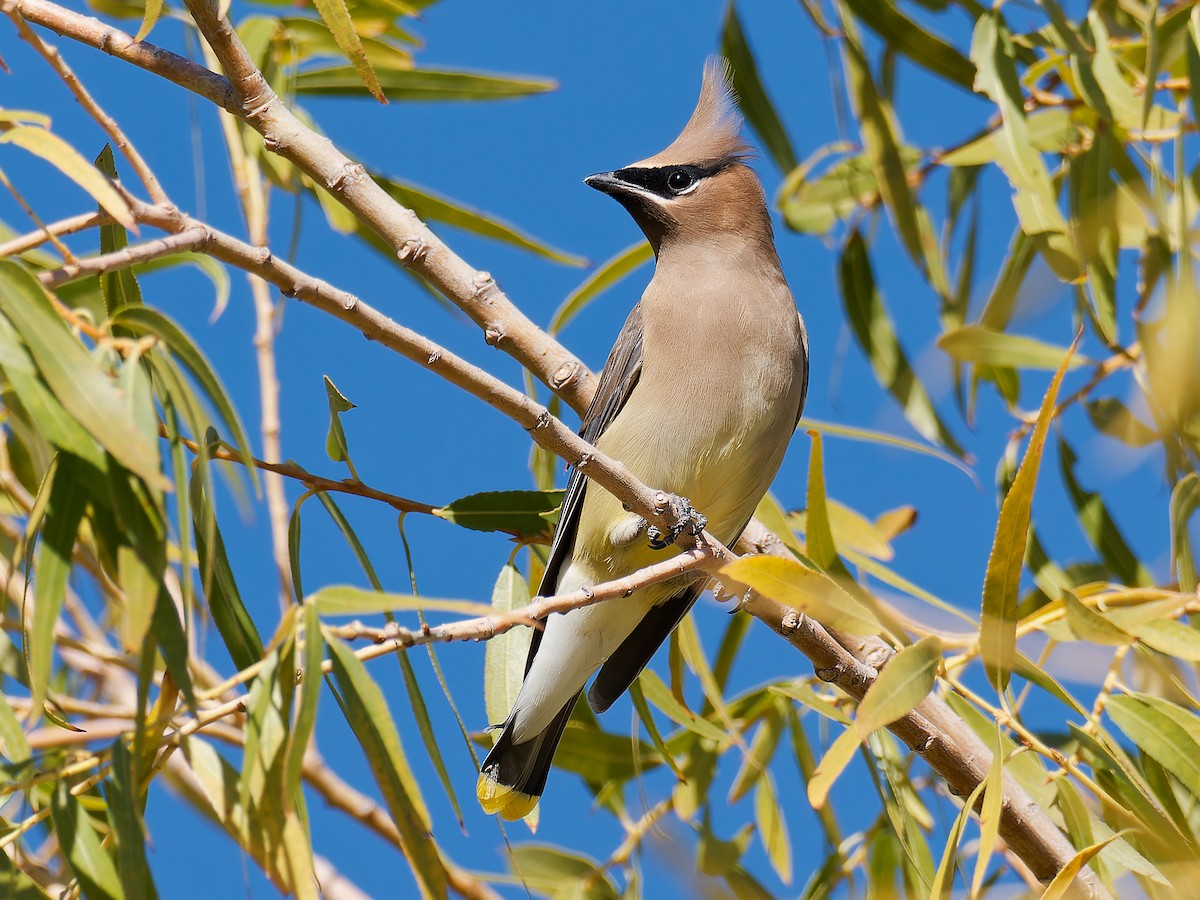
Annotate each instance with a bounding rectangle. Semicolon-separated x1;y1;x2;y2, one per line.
477;56;809;820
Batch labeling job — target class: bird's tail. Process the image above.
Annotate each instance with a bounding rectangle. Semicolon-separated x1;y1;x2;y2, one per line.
476;691;579;820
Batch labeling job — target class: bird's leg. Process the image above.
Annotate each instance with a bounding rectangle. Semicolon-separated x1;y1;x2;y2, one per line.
644;492;708;550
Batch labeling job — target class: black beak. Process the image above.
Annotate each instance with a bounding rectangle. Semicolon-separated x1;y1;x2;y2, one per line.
584;171;626;196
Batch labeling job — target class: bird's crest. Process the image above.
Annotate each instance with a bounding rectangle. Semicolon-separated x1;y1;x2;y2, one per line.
643;56;750;167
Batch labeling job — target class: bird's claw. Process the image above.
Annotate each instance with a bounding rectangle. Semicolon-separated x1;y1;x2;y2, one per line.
643;493;707;550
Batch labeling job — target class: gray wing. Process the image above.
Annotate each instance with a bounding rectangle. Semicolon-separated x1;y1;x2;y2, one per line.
524;303;645;673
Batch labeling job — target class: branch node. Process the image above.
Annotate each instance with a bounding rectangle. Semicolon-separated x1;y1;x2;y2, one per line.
550;359;582;390
329;161;367;194
814;663;845;683
575;452;592;469
525;409;552;432
484;324;505;346
396;238;428;267
780;608;803;635
427;349;441;365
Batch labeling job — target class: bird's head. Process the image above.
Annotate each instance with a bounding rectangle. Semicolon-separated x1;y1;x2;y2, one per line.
585;56;769;253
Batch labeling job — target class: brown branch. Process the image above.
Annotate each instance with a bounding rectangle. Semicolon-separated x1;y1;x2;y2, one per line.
0;210;111;257
158;424;439;515
735;521;1106;896
127;201;726;556
3;0;237;111
37;226;208;286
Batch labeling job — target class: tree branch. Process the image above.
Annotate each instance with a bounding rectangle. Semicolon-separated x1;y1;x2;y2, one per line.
36;226;208;286
0;210;111;257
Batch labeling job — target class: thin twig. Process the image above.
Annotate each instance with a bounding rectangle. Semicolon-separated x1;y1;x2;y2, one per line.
0;210;111;257
37;226;208;287
7;10;169;204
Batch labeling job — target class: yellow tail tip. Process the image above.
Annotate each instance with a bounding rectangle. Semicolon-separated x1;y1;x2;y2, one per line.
476;772;539;821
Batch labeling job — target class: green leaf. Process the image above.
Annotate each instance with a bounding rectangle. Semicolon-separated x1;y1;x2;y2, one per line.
728;706;783;801
938;109;1076;167
755;773;792;885
1108;694;1200;798
839;231;962;454
628;680;685;781
552;717;660;785
844;0;974;88
310;0;384;101
483;563;531;728
1061;590;1133;645
971;727;1006;896
52;781;126;900
1041;835;1121;900
549;242;652;335
508;845;618;900
637;669;727;744
434;489;562;539
855;635;941;736
296;65;555;100
29;455;87;716
0;126;133;228
807;726;859;809
1058;438;1153;587
322;375;357;478
105;741;159;900
311;585;497;618
799;416;977;486
94;147;143;316
0;313;106;470
1085;397;1159;447
979;336;1076;689
190;473;264;672
1170;473;1200;592
110;305;257;488
370;172;585;267
0;262;167;490
842;16;939;287
938;325;1089;370
969;12;1079;281
803;431;838;572
326;635;446;899
285;602;323;810
721;4;797;173
721;555;880;635
929;778;986;898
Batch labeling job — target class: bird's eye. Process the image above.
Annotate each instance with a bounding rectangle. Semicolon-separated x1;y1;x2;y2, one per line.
666;170;694;193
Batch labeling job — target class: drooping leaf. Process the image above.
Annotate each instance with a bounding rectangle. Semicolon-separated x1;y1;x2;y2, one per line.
721;3;797;173
855;635;942;737
755;773;792;884
938;325;1088;371
296;65;555;101
51;781;125;900
323;374;357;478
311;585;498;619
28;455;87;716
0;262;167;489
722;555;880;636
0;125;133;228
844;0;974;88
839;231;962;454
326;635;446;899
105;741;159;900
549;241;652;335
309;0;384;101
484;563;532;728
507;845;618;900
807;726;859;809
979;336;1076;689
434;489;562;539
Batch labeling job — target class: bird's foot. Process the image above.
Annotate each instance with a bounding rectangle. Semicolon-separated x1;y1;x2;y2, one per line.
644;492;707;550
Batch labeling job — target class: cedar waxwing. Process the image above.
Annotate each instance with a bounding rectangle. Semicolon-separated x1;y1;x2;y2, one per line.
477;57;809;820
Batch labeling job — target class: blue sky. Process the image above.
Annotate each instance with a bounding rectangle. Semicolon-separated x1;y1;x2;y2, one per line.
1;0;1173;895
